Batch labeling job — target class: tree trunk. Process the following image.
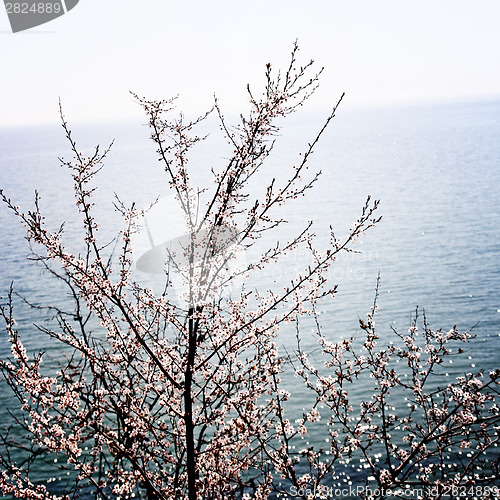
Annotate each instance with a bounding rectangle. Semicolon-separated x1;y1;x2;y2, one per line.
185;306;197;500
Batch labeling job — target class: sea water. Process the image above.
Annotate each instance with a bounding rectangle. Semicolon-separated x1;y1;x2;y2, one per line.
0;99;499;495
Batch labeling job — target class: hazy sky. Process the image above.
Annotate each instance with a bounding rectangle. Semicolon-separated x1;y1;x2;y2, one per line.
1;0;499;126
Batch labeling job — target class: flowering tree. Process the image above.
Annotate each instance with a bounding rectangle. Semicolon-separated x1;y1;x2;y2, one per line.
0;43;498;499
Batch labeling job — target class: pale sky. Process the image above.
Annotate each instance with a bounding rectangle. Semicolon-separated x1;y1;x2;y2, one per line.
1;0;499;126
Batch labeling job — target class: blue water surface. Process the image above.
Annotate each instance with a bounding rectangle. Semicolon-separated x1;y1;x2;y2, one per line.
0;99;499;497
